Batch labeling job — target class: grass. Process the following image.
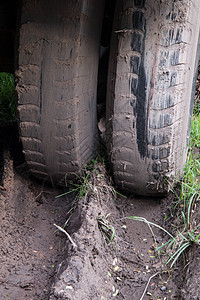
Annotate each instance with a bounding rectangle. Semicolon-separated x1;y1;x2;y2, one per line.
189;113;200;149
56;155;117;203
56;155;119;242
128;112;200;269
193;98;200;116
164;112;200;265
0;72;16;126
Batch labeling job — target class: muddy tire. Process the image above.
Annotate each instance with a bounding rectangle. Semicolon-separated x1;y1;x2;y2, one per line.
16;0;104;183
106;0;200;195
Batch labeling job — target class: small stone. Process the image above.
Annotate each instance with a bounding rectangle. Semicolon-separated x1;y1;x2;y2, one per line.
161;286;166;292
65;286;73;290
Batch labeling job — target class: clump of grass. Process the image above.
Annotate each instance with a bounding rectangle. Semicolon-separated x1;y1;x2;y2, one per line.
164;112;200;266
179;114;200;205
0;72;16;126
189;114;200;149
168;112;200;265
56;155;120;231
128;114;200;268
163;113;200;265
56;155;117;203
193;99;200;116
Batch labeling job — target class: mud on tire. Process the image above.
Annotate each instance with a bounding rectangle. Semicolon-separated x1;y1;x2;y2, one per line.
16;0;104;184
106;0;200;195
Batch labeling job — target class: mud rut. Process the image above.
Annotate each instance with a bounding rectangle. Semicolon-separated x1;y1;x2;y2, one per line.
0;153;187;300
0;155;71;299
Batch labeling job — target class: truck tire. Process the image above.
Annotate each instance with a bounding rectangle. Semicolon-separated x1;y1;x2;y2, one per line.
16;0;104;184
106;0;200;195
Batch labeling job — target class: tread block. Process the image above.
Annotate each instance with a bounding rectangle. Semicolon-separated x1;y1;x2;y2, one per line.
30;170;48;179
132;11;145;31
113;132;136;148
131;32;144;53
148;130;171;146
152;94;174;110
130;55;141;75
113;161;134;174
131;77;138;95
113;115;134;132
18;65;40;86
152;160;169;173
25;151;45;164
22;137;42;152
149;146;171;160
20;122;41;139
28;161;47;173
149;112;172;129
18;105;40;123
17;86;40;106
134;0;145;8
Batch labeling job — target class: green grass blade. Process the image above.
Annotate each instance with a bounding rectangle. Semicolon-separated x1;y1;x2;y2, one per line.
155;239;172;252
128;216;176;241
109;226;115;243
55;187;80;198
168;242;191;268
181;211;187;229
187;193;196;226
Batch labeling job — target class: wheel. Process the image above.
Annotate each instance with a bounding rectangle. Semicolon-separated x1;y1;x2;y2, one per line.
16;0;104;183
106;0;200;195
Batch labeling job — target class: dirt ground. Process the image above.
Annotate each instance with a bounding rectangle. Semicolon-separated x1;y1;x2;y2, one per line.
0;154;72;299
1;152;199;300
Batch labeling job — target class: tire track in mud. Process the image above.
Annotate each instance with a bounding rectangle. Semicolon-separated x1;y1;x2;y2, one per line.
0;155;188;299
0;154;71;300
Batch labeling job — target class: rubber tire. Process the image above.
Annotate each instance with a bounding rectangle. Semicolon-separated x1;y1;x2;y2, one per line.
16;0;104;184
106;0;200;195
